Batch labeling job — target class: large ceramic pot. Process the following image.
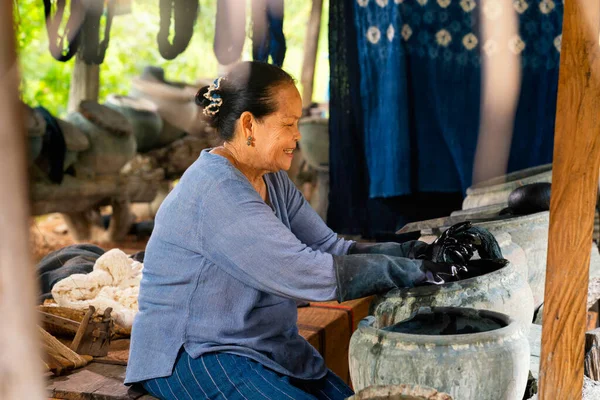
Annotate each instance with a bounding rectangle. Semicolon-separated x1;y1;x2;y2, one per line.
472;212;600;308
129;76;205;141
56;119;90;172
66;100;136;178
462;164;552;210
349;308;530;400
105;95;163;152
371;246;534;328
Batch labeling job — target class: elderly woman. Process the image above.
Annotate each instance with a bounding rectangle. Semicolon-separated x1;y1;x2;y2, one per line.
125;62;462;399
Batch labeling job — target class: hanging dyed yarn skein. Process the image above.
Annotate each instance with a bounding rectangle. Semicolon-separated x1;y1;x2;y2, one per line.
80;0;116;64
42;0;84;62
251;0;286;67
157;0;199;60
214;0;246;65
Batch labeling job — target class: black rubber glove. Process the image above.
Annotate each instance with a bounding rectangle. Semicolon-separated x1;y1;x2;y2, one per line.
421;221;502;265
332;254;458;302
348;240;429;259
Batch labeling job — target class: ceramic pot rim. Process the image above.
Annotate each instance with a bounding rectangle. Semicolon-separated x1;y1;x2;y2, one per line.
359;307;523;344
383;258;515;298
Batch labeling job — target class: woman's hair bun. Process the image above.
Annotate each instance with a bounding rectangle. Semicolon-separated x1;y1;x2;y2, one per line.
193;62;295;141
195;85;220;127
195;86;211;108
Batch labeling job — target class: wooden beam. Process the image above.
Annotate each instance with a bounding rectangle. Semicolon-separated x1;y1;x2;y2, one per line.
301;0;324;107
538;1;600;398
0;1;46;398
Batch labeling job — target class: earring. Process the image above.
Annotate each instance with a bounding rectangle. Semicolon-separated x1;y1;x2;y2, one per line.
246;136;253;146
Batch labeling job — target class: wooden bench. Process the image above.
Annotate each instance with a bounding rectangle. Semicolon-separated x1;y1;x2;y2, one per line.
47;296;374;398
298;297;374;384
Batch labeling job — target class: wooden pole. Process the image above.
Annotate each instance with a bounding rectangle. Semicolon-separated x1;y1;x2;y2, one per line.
301;0;324;108
67;54;100;112
0;2;46;399
539;1;600;398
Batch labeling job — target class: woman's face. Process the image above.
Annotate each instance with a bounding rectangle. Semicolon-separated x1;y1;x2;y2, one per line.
250;83;302;172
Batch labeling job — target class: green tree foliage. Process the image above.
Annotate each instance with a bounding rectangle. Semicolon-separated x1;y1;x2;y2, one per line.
14;0;329;117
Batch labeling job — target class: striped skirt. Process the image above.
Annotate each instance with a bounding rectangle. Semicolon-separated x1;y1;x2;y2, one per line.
142;350;355;400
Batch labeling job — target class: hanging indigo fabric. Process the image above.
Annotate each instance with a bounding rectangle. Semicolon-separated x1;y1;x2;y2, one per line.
80;0;116;64
42;0;83;62
328;0;563;236
252;0;286;66
157;0;199;60
214;0;246;65
35;107;67;184
353;0;562;198
328;0;370;235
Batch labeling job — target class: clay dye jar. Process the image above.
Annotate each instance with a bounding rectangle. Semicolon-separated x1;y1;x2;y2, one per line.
349;307;530;400
462;164;552;210
105;95;163;153
371;256;534;329
67;100;136;178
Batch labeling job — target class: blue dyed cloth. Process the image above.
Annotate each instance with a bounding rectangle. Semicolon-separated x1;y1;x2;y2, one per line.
252;0;286;67
353;0;562;197
125;150;353;384
142;351;354;399
328;0;373;236
36;106;67;184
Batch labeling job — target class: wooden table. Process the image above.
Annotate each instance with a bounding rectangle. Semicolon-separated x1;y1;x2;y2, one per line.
47;363;156;400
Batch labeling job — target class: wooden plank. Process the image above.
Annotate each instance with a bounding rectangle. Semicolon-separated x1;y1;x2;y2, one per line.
538;1;600;398
397;216;455;234
40;311;82;331
300;0;324;107
47;363;154;400
299;326;324;354
48;366;107;399
87;377;147;400
297;307;351;382
397;212;512;235
94;339;131;366
0;1;47;398
310;296;375;331
585;328;600;380
31;175;119;215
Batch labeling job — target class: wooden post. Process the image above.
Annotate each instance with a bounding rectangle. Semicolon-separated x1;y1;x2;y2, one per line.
301;0;323;107
0;1;46;398
67;55;100;112
538;1;600;398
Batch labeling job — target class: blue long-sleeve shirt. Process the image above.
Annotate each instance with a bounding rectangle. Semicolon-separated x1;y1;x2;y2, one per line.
125;149;353;384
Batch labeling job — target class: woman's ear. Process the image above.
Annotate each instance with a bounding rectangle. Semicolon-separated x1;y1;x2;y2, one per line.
240;111;254;139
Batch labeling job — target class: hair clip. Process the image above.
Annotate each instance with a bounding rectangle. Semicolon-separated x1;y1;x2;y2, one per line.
202;77;225;117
